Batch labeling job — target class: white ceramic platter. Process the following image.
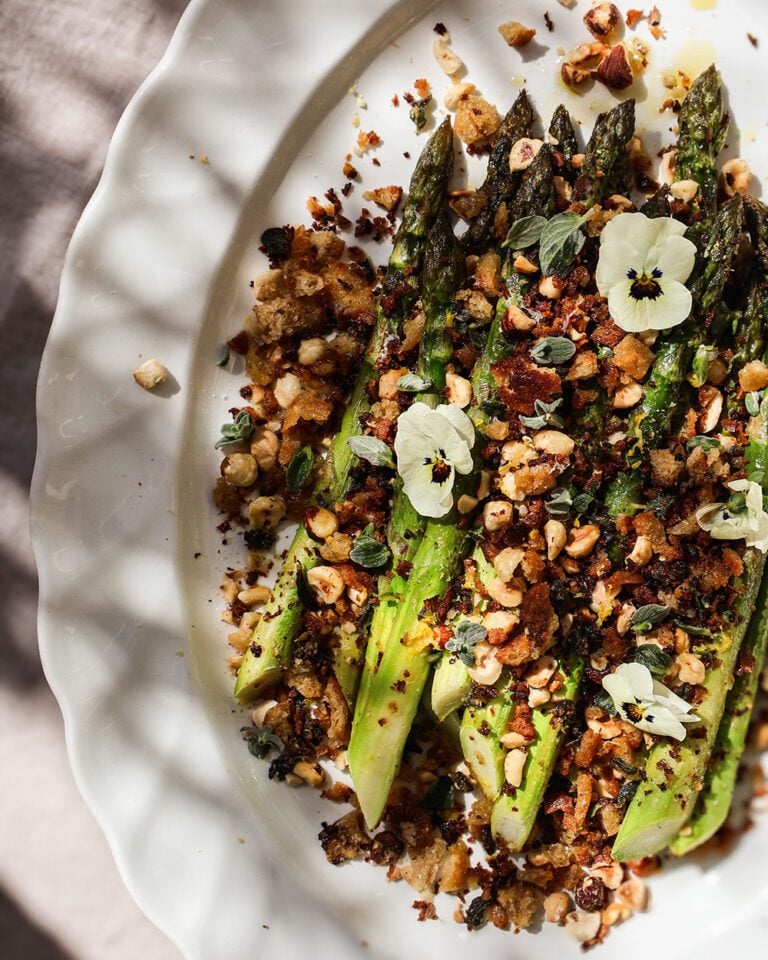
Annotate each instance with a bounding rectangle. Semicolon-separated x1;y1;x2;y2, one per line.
32;0;768;957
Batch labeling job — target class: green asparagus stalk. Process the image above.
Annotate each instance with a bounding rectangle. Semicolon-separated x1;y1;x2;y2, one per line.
461;690;515;800
491;653;584;850
462;90;535;251
234;119;455;700
573;99;635;204
612;293;768;861
669;564;768;855
354;209;465;718
548;104;578;171
675;64;727;218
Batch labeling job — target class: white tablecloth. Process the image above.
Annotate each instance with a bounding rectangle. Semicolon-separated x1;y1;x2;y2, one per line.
1;1;188;956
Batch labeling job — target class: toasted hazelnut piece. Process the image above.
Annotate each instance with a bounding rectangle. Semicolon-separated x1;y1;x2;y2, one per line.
739;359;768;393
248;495;287;530
509;137;544;172
670;179;699;203
251;699;278;727
500;729;528;749
468;641;503;685
539;275;564;300
553;175;573;203
533;430;574;457
487;575;525;609
597;44;633;90
378;366;408;399
628;534;652;566
498;20;536;47
475;251;502;295
528;686;551;708
446;371;473;408
544;892;572;924
361;185;403;211
298;337;328;366
483;609;519;638
607;194;634;212
501;440;536;467
476;469;492;500
613;334;655;380
484;500;514;531
545;519;567;560
526;655;558;689
564;911;601;942
250;427;279;472
133;358;168;391
347;584;368;607
305;506;339;540
561;61;591;89
506;303;536;330
602;901;632;927
444;81;476;111
238;585;271;606
513;254;539;275
700;385;723;433
485;420;510;441
659;148;677;185
565;524;600;558
584;2;620;38
504;748;527;787
252;268;285;301
493;546;525;582
292;760;326;789
222;452;259;487
457;494;478;515
721;157;752;197
590;859;624;890
306;565;345;604
617;874;647;911
433;35;462;75
613;382;644;409
677;652;706;684
274;372;301;408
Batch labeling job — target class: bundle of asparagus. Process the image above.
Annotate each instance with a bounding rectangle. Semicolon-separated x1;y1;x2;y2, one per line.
220;64;768;943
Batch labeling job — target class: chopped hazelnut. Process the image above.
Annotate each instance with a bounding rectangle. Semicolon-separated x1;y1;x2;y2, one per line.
503;748;527;787
565;524;600;558
509;137;544;172
721;158;752;197
133;358;168;391
306;565;345;605
596;44;633;90
584;3;621;39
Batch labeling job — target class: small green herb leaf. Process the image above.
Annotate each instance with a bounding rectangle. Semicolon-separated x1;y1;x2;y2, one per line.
503;215;548;250
545;487;573;517
673;619;713;638
593;689;618;715
629;644;673;677
215;410;255;449
686;435;721;452
746;391;762;417
445;620;486;667
424;775;455;812
690;344;718;388
242;723;283;760
572;492;595;515
539;211;587;275
396;372;433;392
746;437;768;486
520;397;565;430
631;604;671;635
597;345;614;361
350;524;391;568
530;336;576;366
286;446;314;491
481;398;506;418
409;95;433;132
348;435;395;468
215;343;230;367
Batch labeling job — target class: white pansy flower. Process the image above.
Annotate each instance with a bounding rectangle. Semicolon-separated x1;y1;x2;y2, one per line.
695;478;768;552
602;662;700;741
394;402;475;518
596;212;697;333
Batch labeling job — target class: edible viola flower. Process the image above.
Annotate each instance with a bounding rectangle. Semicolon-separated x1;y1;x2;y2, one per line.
602;662;700;741
695;478;768;552
394;402;475;518
596;212;697;333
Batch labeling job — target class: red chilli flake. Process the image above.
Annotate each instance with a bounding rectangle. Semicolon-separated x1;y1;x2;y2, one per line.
748;33;759;47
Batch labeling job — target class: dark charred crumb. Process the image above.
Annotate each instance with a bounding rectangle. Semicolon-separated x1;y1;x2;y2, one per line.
341;182;353;197
403;91;415;104
433;21;448;35
372;158;381;167
544;11;554;31
413;900;438;921
748;33;759;47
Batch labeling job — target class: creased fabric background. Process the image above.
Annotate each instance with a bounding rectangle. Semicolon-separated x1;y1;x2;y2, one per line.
0;1;187;956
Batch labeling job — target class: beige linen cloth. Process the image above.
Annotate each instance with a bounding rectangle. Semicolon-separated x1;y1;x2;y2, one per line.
1;1;187;956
